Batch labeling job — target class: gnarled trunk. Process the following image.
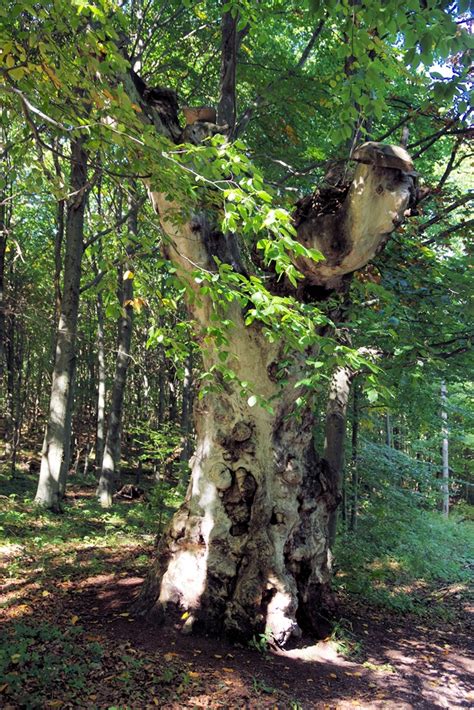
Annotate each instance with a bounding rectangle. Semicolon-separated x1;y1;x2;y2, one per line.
134;139;416;643
136;304;336;644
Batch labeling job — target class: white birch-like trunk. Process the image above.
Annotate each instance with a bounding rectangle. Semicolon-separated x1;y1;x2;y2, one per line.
441;381;449;517
95;291;106;470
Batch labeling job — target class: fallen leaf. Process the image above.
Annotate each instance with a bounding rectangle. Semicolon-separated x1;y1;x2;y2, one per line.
70;615;79;625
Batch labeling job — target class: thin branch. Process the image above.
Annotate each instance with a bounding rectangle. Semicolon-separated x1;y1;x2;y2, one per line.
418;193;473;233
437;138;462;191
422;218;474;245
235;18;325;137
83;196;146;250
376;113;413;143
1;84;67;130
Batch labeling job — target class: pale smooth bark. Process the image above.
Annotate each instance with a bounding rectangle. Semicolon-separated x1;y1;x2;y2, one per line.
441;381;449;516
35;138;88;510
95;289;106;470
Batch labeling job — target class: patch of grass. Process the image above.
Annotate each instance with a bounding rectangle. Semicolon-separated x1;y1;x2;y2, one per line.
330;618;363;659
0;465;183;604
334;507;474;620
0;622;105;708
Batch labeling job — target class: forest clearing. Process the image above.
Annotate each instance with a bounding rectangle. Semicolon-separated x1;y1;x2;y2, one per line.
0;0;473;707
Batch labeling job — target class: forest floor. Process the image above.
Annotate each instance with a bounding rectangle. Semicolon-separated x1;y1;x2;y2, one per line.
0;468;473;709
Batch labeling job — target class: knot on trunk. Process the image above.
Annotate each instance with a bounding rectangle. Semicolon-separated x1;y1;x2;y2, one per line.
222;467;257;536
218;420;255;462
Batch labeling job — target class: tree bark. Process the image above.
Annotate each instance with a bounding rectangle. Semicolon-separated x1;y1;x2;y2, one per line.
179;350;194;466
135;302;337;643
325;366;354;547
441;380;449;516
97;193;137;507
217;10;238;131
0;183;7;379
95;288;106;470
349;382;360;533
132;140;416;643
35;138;88;510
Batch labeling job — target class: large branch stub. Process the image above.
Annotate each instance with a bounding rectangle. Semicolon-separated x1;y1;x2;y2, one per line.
295;142;416;289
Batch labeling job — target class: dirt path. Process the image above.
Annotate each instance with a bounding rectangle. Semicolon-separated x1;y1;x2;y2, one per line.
3;559;470;709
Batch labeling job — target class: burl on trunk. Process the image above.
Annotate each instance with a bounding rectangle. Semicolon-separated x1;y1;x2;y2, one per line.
135;140;417;645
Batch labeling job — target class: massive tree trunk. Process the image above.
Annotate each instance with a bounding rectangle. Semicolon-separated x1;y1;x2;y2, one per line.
136;299;336;643
35;138;88;510
133;139;417;644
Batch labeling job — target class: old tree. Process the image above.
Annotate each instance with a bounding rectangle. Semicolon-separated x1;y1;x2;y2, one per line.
2;0;471;643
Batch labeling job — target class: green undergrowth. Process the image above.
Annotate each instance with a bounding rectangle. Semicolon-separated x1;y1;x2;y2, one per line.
0;622;104;708
0;465;184;592
0;619;222;708
334;507;474;619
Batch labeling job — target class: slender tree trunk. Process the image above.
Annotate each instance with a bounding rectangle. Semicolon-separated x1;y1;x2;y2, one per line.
385;412;393;448
97;193;137;507
5;307;15;464
58;367;75;498
157;349;166;423
441;381;449;516
0;189;7;379
35;138;88;510
95;289;106;470
10;318;24;476
349;382;360;533
217;10;238;131
325;366;353;547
